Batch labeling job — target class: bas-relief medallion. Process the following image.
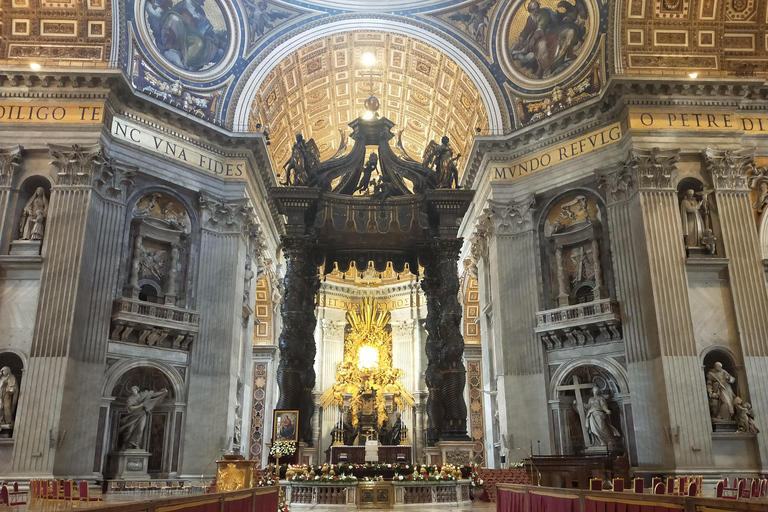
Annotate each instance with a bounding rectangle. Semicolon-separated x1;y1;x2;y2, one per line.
142;0;229;72
499;0;601;91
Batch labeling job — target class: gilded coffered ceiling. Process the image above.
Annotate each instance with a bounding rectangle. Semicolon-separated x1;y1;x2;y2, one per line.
620;0;768;76
249;31;489;181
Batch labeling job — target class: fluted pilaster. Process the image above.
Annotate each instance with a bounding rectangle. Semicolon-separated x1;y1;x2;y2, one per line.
0;145;22;248
182;194;252;475
704;148;768;468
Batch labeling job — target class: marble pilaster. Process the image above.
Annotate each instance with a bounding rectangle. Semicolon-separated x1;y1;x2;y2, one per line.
10;144;130;478
704;148;768;469
181;194;253;476
597;148;713;470
479;196;550;455
0;146;23;250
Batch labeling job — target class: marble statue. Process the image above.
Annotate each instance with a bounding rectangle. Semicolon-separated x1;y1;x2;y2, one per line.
584;386;621;448
18;187;48;241
706;362;736;421
390;412;405;445
733;398;759;433
701;229;717;255
680;189;707;248
117;386;168;450
0;367;19;430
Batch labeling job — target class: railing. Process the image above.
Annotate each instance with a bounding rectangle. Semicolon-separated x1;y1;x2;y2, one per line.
536;299;619;329
285;482;356;506
113;297;199;326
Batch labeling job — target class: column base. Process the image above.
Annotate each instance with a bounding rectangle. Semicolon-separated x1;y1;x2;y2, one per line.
297;442;318;466
434;440;476;466
105;450;151;480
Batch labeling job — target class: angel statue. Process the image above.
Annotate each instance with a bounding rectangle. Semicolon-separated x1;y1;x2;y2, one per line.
448;1;495;42
423;136;461;189
282;133;320;186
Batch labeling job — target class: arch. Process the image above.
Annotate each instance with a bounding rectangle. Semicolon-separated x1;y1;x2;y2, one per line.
232;18;506;134
103;359;186;403
549;357;630;400
0;349;27;372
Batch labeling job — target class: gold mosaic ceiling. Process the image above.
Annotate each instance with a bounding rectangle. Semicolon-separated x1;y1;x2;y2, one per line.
250;31;490;181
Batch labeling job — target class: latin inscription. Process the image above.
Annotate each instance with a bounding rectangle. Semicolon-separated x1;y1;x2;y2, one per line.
112;117;246;178
491;123;622;181
0;102;103;123
630;110;768;132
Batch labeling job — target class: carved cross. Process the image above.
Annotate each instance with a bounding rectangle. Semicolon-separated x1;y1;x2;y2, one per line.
557;375;595;448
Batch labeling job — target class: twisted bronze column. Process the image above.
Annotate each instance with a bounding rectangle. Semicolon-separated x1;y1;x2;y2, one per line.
421;267;443;446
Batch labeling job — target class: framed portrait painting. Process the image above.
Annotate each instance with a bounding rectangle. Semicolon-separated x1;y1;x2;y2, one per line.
273;410;299;443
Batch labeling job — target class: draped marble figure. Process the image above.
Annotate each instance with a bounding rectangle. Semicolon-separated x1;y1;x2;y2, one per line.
584;386;620;448
680;189;705;248
118;386;169;449
706;362;736;421
0;367;19;430
18;187;48;241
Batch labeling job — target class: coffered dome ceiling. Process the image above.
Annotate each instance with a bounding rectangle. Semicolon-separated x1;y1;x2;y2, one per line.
249;31;489;180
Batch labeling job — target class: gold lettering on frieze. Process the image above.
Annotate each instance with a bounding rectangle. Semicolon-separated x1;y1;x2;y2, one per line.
322;296;413;311
629;110;768;132
491;122;623;182
0;102;104;123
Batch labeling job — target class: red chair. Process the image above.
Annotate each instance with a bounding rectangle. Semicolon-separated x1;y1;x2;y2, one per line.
716;481;724;498
666;477;676;495
738;478;749;499
590;478;603;491
653;483;665;495
633;478;644;493
2;485;26;506
678;476;688;494
63;480;76;502
687;481;697;497
761;479;767;497
750;479;759;498
612;478;625;492
652;477;661;489
78;481;103;503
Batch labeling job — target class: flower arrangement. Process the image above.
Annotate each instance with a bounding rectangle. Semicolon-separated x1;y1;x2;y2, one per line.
289;472;358;483
468;463;484;490
270;441;297;458
361;475;384;482
509;460;524;468
278;492;290;512
257;473;277;487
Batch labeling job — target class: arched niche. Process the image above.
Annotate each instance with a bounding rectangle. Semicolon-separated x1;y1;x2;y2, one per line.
677;177;720;256
102;360;185;477
9;176;51;254
701;346;744;431
539;191;612;309
549;358;630;460
0;351;25;438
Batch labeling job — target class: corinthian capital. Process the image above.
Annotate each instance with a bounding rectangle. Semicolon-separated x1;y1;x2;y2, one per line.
633;147;680;190
48;143;102;186
595;159;637;205
93;156;136;202
199;193;256;235
0;145;22;186
703;147;755;191
483;195;536;236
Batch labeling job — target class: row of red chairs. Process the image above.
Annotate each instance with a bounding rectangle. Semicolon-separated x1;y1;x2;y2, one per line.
588;476;702;496
30;479;103;505
716;478;767;499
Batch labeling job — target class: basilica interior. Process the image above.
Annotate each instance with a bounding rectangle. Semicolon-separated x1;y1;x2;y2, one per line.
1;0;768;509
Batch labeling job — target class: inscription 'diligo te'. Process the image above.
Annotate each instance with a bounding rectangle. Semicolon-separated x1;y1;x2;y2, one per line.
0;102;104;123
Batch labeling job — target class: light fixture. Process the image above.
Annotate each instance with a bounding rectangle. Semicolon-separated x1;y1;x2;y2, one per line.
689;72;698;78
30;63;41;70
362;110;375;120
361;52;376;67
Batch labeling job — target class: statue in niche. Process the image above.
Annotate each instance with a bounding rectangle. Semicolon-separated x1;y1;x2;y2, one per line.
0;367;19;431
118;386;169;450
706;362;736;421
680;189;714;250
748;166;768;215
281;134;320;186
423;136;460;189
17;187;48;241
355;153;379;194
733;398;759;433
568;246;595;285
583;386;621;449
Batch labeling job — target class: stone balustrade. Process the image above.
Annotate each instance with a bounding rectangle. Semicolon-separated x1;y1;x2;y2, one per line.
110;297;199;350
534;299;622;350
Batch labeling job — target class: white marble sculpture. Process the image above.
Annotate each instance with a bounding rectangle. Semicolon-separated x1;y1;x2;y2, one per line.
0;366;19;430
733;398;759;433
18;187;48;241
584;386;621;448
680;189;706;248
117;386;168;450
706;362;736;421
